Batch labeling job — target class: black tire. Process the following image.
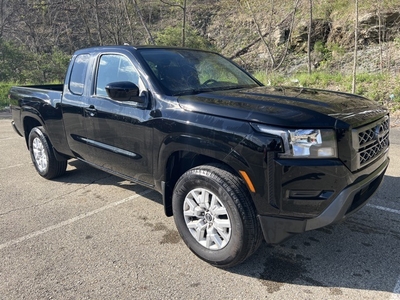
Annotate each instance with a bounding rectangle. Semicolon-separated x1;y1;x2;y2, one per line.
172;163;263;268
28;126;67;179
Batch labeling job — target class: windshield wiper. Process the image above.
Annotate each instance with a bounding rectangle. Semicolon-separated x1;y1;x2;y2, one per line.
173;85;257;96
173;89;205;96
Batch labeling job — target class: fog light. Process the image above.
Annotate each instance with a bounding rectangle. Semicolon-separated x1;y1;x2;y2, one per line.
288;190;333;200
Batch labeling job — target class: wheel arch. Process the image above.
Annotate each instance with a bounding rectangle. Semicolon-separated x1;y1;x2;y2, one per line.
23;115;43;149
22;115;67;162
161;150;249;217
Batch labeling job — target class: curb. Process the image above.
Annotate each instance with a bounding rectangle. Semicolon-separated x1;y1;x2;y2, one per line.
0;108;11;119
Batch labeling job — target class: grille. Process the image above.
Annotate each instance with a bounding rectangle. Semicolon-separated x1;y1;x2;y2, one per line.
355;116;389;169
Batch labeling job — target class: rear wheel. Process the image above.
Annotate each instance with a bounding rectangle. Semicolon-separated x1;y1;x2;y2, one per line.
28;126;67;179
172;164;262;268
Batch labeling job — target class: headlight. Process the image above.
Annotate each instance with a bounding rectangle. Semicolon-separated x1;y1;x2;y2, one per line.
251;124;337;158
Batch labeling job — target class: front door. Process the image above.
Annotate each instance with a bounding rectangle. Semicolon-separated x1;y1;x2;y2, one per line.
84;53;154;186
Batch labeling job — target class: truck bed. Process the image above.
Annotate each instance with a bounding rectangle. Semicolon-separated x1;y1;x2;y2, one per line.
9;84;64;139
17;84;64;91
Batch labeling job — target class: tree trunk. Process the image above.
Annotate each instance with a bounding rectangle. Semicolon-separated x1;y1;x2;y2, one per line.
229;10;294;60
378;6;383;73
352;0;358;94
182;0;186;47
133;0;156;45
122;0;135;44
245;0;275;68
93;0;103;45
307;0;313;74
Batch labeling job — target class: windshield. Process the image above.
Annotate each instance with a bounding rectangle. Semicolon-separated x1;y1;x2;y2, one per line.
138;49;260;95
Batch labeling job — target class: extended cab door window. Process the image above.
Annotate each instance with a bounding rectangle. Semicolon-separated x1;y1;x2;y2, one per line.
95;54;140;97
69;54;90;95
62;53;92;161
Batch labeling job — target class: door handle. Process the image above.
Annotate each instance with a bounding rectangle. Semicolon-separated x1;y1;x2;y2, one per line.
85;105;97;117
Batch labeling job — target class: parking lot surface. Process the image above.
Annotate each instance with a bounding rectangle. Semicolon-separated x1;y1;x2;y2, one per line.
0;118;399;299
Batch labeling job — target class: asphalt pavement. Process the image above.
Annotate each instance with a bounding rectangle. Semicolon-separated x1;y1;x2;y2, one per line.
0;116;399;299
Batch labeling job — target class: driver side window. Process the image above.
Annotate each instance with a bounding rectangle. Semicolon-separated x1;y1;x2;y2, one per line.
96;54;140;97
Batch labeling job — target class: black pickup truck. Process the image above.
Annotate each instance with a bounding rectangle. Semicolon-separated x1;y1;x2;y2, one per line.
10;45;390;267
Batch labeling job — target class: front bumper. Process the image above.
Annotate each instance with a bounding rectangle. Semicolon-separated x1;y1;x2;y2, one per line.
258;155;389;244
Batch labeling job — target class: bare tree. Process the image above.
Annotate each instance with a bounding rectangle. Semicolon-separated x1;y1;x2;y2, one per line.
236;0;300;71
273;0;300;70
160;0;187;47
0;0;13;38
245;0;275;67
132;0;156;44
93;0;103;45
122;0;135;43
376;3;383;73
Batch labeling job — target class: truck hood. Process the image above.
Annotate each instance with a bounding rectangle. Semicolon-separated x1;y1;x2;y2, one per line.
177;86;388;129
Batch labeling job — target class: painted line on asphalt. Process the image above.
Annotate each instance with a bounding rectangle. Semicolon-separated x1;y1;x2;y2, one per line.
0;189;152;251
0;164;25;170
367;204;400;215
0;137;20;141
392;275;400;299
1;188;398;294
368;204;400;298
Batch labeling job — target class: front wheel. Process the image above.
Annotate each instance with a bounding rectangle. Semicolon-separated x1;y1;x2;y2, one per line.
172;164;262;268
28;126;67;179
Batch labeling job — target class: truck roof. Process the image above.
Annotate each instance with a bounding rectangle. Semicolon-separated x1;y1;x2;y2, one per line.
73;45;214;55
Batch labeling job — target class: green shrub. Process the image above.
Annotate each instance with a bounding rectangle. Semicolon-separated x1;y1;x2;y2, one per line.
0;82;14;109
0;39;70;84
252;71;286;86
254;70;400;112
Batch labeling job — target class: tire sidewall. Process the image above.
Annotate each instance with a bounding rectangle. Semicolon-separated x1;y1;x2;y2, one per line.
172;169;246;266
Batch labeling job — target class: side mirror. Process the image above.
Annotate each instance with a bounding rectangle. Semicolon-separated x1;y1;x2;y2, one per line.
105;81;145;103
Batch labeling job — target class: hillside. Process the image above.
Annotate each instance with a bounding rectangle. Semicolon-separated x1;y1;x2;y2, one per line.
0;0;400;112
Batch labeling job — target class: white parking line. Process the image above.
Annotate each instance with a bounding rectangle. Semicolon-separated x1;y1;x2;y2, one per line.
0;164;25;170
367;204;400;215
0;189;152;251
392;275;400;299
368;204;400;298
1;189;399;296
0;137;19;141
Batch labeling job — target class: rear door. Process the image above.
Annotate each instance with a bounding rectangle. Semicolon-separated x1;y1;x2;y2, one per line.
84;53;154;186
62;53;94;161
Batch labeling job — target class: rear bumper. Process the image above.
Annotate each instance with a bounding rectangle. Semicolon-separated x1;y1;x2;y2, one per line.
11;120;23;137
258;155;389;244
